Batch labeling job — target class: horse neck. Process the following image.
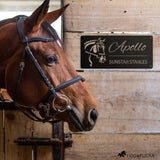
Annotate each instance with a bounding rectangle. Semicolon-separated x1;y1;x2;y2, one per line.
0;22;19;63
0;22;20;88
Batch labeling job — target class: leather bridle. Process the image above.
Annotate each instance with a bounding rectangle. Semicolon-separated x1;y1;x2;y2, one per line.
14;16;85;124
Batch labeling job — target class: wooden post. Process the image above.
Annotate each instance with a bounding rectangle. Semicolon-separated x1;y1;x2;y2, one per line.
0;109;3;160
53;121;64;160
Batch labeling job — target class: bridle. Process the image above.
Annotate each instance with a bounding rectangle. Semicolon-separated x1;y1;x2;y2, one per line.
14;16;85;124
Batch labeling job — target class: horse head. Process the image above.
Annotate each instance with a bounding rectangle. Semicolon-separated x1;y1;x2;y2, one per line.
0;0;99;132
93;38;106;63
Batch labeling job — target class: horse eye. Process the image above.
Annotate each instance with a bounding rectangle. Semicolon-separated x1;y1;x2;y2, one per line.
47;54;58;64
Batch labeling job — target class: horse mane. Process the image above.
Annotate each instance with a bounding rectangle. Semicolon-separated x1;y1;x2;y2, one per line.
0;15;27;27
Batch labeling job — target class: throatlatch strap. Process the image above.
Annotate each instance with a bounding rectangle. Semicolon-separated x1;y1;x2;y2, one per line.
14;49;26;101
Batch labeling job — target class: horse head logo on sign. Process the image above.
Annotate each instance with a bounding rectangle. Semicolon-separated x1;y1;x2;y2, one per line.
84;38;106;66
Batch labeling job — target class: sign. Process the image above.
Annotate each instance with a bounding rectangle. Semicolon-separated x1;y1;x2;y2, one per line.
81;35;153;69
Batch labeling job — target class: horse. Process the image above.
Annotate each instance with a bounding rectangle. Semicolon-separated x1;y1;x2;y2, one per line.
0;0;98;132
84;38;106;66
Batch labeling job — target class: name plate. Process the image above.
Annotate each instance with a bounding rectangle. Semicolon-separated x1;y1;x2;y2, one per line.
81;35;153;69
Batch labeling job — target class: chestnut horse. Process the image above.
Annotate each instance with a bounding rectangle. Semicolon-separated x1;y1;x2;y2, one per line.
0;0;98;132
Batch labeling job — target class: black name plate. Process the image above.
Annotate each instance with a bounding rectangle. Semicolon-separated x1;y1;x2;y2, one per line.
81;35;153;69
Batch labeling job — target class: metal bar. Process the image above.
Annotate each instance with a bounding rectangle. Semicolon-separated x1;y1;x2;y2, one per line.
15;138;62;145
14;137;73;146
0;101;18;110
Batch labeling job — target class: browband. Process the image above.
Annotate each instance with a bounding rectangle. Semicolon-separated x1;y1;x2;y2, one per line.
17;17;55;44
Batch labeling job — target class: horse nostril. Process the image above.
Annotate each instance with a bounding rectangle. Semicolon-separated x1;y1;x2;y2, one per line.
90;109;98;122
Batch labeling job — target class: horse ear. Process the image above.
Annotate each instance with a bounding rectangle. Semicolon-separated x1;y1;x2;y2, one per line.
45;4;69;24
24;0;50;32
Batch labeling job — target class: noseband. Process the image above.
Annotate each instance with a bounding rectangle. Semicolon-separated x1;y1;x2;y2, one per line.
14;16;85;124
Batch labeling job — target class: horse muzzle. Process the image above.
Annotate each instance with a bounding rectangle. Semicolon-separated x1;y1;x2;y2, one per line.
67;106;98;132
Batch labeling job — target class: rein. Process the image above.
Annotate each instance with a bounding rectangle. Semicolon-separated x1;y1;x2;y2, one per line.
13;17;85;124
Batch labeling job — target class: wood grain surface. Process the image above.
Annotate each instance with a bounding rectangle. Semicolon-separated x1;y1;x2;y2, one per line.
63;0;160;160
64;0;160;32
